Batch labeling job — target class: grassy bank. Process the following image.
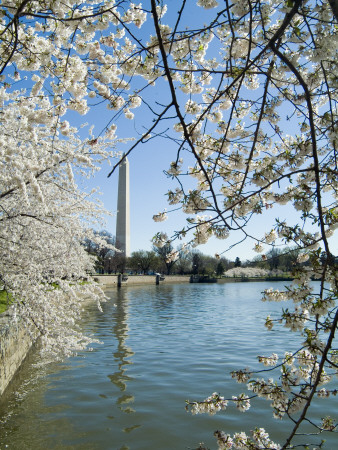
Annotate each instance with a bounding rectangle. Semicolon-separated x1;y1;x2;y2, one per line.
0;289;12;314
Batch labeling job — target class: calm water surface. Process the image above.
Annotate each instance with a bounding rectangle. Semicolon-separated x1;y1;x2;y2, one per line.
0;282;336;449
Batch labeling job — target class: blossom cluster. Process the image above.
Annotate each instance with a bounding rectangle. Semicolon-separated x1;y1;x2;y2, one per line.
189;392;228;416
214;428;281;450
231;394;251;412
152;211;168;222
258;353;279;367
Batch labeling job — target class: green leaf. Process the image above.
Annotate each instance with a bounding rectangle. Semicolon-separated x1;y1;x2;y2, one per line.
294;26;301;37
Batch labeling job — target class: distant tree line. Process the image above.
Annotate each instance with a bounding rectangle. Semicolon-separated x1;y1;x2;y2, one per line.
84;231;334;277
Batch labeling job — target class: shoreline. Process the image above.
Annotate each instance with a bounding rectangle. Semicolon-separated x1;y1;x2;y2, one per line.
94;274;295;288
94;274;191;288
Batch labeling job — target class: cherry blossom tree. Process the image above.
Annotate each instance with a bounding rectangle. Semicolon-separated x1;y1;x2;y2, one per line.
0;1;121;357
1;0;337;447
0;91;119;356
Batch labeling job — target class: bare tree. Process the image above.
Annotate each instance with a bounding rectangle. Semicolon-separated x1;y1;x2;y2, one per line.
129;250;158;274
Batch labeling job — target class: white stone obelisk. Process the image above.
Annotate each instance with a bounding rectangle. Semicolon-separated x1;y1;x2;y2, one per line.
116;154;130;257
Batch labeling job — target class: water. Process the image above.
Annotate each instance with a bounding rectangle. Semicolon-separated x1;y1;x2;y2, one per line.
0;282;336;449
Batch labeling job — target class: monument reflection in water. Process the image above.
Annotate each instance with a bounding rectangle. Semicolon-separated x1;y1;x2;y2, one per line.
109;290;136;417
0;283;336;449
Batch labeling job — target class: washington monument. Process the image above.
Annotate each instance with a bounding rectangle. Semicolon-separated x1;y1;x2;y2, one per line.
115;155;130;257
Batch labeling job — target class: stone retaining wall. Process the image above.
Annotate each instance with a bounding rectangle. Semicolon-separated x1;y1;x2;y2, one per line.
95;274;190;287
0;311;38;396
